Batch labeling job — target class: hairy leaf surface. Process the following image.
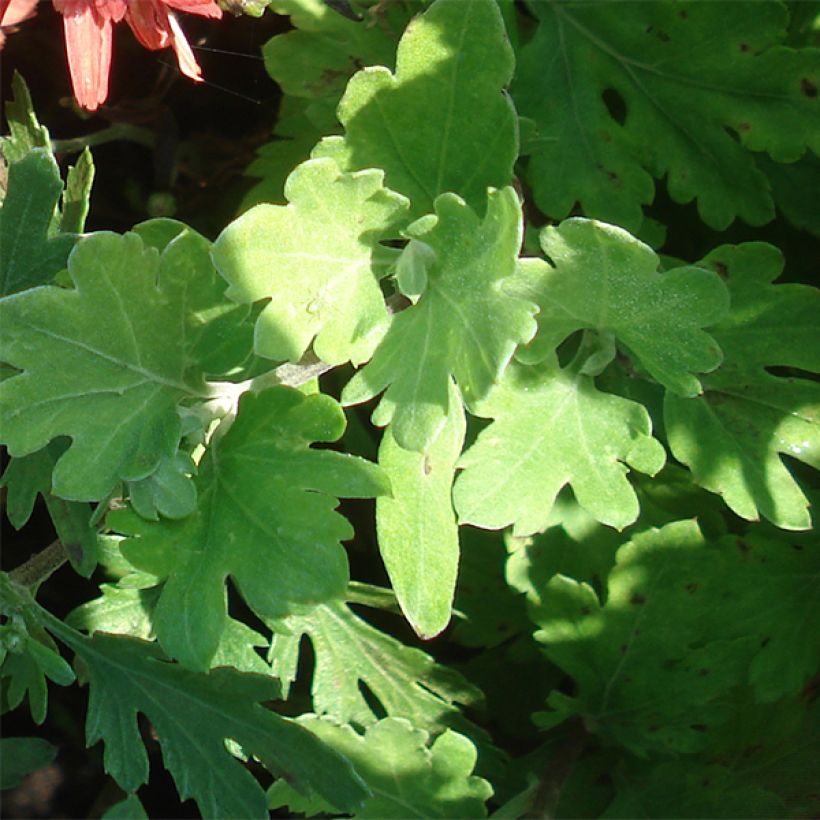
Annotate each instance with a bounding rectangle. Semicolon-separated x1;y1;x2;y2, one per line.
0;228;250;501
455;359;666;534
376;380;465;638
212;158;408;365
510;219;729;396
343;188;537;450
113;388;388;670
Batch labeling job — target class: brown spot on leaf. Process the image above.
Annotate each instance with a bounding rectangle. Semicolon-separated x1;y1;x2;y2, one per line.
630;593;646;605
737;539;751;554
690;723;708;732
685;582;699;594
737;122;751;132
801;78;817;98
713;261;729;279
739;42;750;53
698;668;710;677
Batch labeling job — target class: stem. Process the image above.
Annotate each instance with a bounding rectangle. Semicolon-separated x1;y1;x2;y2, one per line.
526;719;588;819
51;123;155;155
9;540;68;589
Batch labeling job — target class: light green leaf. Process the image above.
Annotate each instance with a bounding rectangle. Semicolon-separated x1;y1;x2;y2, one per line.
268;599;483;736
513;0;820;230
0;737;58;790
212;158;408;365
1;72;51;166
510;219;729;396
317;0;517;218
61;147;94;234
66;585;158;641
45;623;369;819
377;379;465;638
269;717;492;818
343;187;537;451
112;387;389;670
0;150;75;296
455;358;666;534
664;243;820;529
0;228;251;502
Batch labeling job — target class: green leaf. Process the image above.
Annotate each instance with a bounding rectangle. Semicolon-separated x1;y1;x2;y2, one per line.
317;0;517;218
268;717;492;818
1;72;50;166
664;243;820;529
112;387;389;670
376;380;465;638
60;148;95;234
127;451;197;521
0;150;76;296
528;521;759;755
0;442;97;576
102;793;148;819
0;737;58;790
212;158;408;365
268;599;483;736
513;0;820;230
0;228;250;502
343;187;537;451
45;623;369;819
714;527;820;703
264;0;411;107
455;358;666;534
510;219;729;396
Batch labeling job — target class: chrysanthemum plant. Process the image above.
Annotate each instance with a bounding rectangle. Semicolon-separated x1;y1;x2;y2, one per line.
1;0;819;816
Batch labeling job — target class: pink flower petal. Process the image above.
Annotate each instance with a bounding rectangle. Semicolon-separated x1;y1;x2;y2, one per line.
167;10;203;81
59;0;112;110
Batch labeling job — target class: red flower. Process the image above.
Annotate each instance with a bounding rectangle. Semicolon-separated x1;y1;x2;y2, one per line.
0;0;38;49
53;0;223;111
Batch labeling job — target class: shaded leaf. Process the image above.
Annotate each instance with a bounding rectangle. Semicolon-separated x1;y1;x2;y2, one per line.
665;243;820;529
513;0;820;230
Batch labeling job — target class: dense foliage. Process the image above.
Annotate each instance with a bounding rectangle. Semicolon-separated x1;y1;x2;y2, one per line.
1;1;819;817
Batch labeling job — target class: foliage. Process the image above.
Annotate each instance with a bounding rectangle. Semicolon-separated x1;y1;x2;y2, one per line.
1;0;818;817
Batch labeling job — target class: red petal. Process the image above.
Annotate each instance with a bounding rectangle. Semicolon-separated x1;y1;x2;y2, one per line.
0;0;38;27
125;0;170;50
163;0;222;19
60;2;112;110
167;11;203;81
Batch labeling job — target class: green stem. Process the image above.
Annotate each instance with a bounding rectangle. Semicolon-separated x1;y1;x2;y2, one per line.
9;540;68;589
51;123;156;155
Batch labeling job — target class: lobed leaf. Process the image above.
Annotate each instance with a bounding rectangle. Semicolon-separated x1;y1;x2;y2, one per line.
455;358;666;535
513;0;820;230
376;380;465;638
212;158;408;365
509;218;729;396
664;243;820;529
315;0;518;218
343;187;537;451
44;623;370;819
112;387;389;670
268;716;492;818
